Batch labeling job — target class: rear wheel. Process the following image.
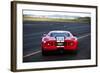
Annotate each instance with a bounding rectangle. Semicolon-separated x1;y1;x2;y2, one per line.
42;49;48;56
72;50;78;54
65;49;78;54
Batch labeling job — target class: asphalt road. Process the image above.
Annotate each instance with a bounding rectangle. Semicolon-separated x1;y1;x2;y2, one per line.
23;21;91;62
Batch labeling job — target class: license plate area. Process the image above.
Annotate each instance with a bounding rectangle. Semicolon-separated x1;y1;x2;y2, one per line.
56;42;64;46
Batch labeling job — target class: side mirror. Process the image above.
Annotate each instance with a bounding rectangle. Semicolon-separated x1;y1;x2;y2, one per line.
43;34;47;37
73;33;77;36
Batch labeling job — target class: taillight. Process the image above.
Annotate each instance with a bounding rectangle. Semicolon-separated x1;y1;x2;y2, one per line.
65;41;74;46
47;42;54;46
69;42;74;46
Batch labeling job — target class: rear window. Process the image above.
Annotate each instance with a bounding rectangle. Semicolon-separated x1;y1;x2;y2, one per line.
50;32;70;37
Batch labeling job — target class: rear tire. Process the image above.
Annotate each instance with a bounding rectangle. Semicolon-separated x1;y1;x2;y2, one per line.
72;49;79;54
65;49;78;54
42;49;48;56
73;50;78;54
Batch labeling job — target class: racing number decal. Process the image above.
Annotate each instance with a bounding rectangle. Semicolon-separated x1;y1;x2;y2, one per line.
56;37;64;42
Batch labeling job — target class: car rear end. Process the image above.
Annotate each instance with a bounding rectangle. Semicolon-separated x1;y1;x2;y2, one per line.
41;31;78;55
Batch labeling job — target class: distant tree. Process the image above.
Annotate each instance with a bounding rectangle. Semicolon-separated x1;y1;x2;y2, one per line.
77;17;91;23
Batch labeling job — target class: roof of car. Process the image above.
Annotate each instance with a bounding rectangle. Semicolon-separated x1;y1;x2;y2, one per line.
49;30;70;33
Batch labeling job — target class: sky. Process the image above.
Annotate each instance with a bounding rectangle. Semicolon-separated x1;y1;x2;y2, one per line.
23;10;91;18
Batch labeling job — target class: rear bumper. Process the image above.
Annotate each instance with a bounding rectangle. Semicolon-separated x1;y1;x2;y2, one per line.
42;47;78;52
42;40;78;51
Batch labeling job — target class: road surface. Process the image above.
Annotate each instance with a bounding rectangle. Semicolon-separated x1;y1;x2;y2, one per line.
23;21;91;62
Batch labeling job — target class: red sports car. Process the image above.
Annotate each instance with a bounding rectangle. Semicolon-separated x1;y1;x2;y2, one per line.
41;30;78;55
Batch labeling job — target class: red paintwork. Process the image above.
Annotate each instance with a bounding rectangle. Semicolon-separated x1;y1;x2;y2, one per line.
42;40;57;51
42;40;78;51
41;31;78;52
64;40;78;50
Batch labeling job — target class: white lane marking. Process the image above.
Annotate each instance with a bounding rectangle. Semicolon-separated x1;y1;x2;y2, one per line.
23;50;41;58
78;33;90;40
23;33;90;58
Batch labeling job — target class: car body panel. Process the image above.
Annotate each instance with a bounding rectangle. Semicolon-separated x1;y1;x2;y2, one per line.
41;30;78;54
